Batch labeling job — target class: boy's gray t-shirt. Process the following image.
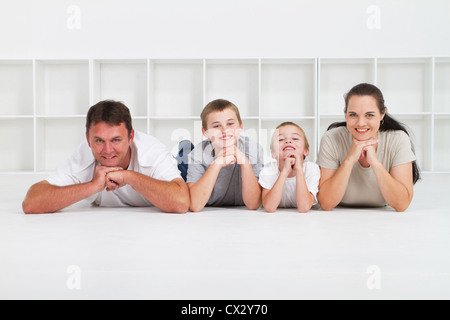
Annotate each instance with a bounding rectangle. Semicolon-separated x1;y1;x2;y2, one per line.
186;136;264;207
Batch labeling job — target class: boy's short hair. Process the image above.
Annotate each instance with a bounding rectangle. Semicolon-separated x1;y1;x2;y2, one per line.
270;122;310;153
86;100;133;137
200;99;242;130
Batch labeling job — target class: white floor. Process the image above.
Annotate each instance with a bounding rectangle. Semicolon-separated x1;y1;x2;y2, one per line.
1;173;449;300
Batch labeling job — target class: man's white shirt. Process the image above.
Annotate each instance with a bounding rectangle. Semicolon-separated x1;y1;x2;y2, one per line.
46;131;181;207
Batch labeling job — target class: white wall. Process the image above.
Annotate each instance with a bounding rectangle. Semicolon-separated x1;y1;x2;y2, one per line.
1;0;450;59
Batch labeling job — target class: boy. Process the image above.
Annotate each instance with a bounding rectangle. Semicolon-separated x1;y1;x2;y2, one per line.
259;122;320;213
187;99;263;212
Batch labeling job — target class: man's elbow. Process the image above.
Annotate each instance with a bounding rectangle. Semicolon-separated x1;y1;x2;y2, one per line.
171;201;189;214
22;199;49;214
22;200;34;214
170;193;190;214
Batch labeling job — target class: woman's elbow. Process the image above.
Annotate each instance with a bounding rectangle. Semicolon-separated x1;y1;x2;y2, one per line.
393;202;410;213
320;204;334;212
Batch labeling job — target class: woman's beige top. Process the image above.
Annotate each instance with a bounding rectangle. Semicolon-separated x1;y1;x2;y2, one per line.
317;126;416;207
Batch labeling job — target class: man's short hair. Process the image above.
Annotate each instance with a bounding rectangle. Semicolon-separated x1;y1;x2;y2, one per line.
86;100;133;137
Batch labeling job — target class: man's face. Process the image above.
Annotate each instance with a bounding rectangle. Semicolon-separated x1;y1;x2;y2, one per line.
87;122;134;169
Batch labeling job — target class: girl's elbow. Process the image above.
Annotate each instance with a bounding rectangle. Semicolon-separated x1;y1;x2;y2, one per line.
297;207;310;214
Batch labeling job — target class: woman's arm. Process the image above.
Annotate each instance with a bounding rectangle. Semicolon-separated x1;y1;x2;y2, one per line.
365;146;414;212
317;138;378;211
316;162;354;211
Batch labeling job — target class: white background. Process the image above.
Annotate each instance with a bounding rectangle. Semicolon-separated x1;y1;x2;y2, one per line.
1;0;450;301
1;0;450;59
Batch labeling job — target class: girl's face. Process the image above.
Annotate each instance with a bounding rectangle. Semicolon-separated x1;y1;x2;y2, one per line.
346;95;385;141
202;108;242;150
272;125;309;160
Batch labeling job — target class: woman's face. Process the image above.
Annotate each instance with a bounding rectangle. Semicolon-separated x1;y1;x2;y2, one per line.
346;95;385;141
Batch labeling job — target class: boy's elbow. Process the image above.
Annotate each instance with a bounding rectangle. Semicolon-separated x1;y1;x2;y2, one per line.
189;201;204;213
246;201;262;211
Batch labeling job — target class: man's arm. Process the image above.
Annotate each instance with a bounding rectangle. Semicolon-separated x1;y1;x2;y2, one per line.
22;166;122;214
108;170;190;213
22;180;99;214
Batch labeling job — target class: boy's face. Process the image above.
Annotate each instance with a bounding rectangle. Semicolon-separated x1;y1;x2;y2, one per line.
272;125;309;160
202;108;243;150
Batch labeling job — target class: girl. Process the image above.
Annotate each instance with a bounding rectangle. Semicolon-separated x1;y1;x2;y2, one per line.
259;122;320;213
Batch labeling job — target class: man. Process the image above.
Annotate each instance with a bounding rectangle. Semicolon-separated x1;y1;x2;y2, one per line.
22;100;190;214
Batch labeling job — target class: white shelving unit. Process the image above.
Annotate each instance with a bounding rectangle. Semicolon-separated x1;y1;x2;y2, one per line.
0;58;448;174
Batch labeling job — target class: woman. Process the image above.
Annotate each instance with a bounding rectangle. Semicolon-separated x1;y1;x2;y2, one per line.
317;83;420;212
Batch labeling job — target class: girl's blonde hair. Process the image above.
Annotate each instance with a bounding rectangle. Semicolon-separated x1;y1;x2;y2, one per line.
270;122;310;153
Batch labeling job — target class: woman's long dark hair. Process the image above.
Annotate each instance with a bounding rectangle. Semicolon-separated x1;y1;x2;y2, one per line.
327;83;421;184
